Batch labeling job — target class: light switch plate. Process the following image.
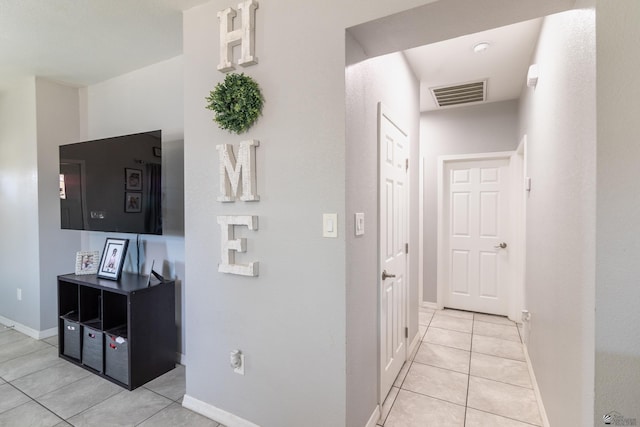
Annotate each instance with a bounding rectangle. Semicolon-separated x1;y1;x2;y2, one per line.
355;213;364;236
323;213;338;238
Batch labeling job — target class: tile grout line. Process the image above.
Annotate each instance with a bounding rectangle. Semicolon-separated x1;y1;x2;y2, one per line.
471;348;527;363
463;314;475;427
0;383;65;424
27;397;67;425
467;406;542;427
468;311;543;426
378;387;401;426
0;343;53;366
382;315;431;426
429;310;530;426
390;310;535;427
467;372;533;390
408;344;532;390
397;387;468;410
143;385;184;404
133;397;175;427
11;364;91;401
61;389;127;423
4;358;68;385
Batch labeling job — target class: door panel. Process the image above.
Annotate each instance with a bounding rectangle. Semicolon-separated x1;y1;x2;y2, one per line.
452;192;470;236
480;192;499;236
479;251;498;297
451;250;470;294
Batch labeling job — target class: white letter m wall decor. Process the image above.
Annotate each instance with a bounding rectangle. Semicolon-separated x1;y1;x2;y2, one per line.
217;0;258;72
217;140;259;202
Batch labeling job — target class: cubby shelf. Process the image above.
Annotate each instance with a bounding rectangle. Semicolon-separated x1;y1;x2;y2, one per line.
57;273;176;390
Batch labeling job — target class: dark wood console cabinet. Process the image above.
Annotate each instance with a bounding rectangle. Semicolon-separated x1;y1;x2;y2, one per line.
57;273;176;390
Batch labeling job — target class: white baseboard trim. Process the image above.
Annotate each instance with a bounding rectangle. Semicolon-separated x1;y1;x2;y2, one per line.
177;352;186;366
182;394;261;427
38;327;58;339
523;343;550;427
0;315;57;340
421;301;438;310
365;405;381;427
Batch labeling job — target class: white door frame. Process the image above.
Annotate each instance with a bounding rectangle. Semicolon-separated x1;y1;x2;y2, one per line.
378;102;410;404
436;151;525;321
509;136;528;323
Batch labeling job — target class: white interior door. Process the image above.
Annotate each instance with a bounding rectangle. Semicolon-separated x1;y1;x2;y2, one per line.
379;104;408;402
439;155;511;315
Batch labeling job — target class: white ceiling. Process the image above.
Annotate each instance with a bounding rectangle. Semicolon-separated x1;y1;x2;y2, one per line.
404;18;542;112
0;0;210;86
0;0;542;110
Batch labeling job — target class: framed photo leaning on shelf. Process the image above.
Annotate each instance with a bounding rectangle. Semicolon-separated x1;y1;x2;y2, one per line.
98;238;129;280
75;251;99;275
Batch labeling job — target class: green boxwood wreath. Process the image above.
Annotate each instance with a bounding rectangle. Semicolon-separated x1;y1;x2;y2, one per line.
206;73;264;134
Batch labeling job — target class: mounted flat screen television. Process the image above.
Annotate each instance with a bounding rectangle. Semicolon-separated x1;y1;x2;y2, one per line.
59;130;163;235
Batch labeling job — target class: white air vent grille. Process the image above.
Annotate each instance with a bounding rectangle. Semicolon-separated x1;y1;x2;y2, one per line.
431;80;486;108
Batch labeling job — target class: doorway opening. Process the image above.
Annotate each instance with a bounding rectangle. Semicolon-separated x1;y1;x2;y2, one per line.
345;0;580;417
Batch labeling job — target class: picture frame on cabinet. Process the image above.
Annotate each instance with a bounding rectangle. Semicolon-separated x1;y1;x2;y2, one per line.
75;251;99;275
97;238;129;280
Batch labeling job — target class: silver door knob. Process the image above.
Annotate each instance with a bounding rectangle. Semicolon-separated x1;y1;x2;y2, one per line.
381;270;396;280
494;242;507;249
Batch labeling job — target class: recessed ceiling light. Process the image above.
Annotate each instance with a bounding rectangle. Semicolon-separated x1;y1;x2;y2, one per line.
473;42;491;53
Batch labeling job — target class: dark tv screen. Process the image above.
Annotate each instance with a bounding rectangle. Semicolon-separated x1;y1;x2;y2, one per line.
59;130;163;235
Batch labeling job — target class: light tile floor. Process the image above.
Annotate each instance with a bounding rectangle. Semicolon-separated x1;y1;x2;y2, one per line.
379;308;543;427
2;311;541;427
0;323;222;427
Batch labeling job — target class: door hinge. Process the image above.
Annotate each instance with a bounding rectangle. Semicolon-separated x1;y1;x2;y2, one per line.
405;158;409;172
404;327;408;338
405;243;409;254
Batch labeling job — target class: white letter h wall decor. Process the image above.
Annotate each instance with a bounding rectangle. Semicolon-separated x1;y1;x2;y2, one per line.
217;0;258;72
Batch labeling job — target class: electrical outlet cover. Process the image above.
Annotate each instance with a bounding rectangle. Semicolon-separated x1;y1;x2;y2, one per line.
355;213;365;236
234;353;245;375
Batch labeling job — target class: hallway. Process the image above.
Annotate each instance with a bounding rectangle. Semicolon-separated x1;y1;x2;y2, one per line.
379;308;542;426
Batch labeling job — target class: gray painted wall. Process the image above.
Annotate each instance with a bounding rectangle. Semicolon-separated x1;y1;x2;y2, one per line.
0;77;80;332
345;37;420;426
518;7;596;426
35;78;82;330
596;0;640;424
420;100;520;303
81;56;186;357
0;76;40;330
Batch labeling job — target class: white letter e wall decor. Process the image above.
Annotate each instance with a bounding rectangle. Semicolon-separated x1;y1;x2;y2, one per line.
217;215;259;277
